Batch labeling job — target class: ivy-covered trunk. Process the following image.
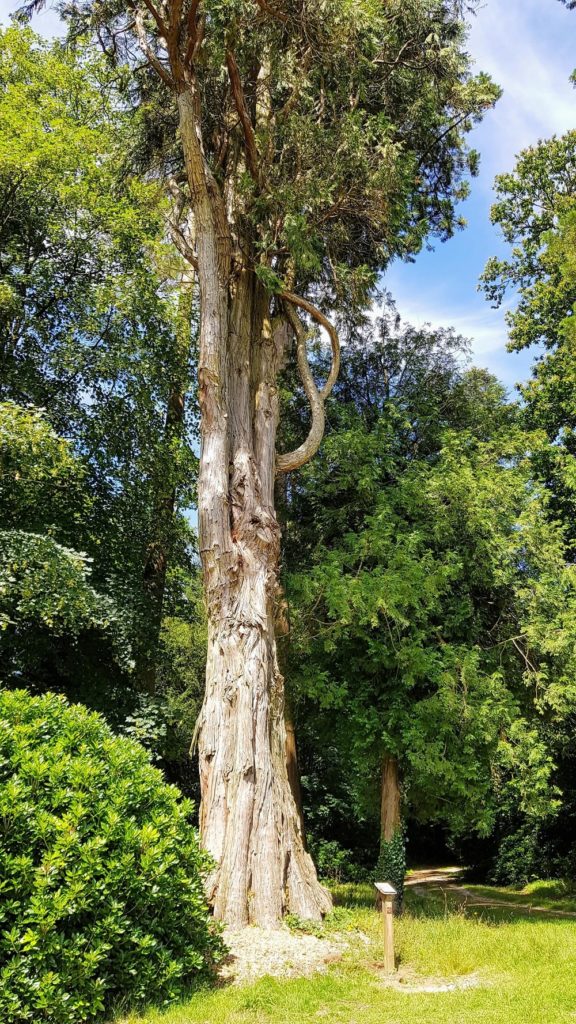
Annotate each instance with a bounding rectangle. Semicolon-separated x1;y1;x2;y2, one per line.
376;756;405;910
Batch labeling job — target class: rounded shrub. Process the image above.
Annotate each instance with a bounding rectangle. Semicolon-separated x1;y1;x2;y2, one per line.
0;689;223;1024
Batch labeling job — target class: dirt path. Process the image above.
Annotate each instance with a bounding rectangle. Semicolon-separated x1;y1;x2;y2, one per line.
406;866;576;919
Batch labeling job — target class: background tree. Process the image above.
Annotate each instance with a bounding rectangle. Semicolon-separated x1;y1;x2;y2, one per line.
0;27;211;807
0;26;201;702
281;309;574;886
480;130;576;547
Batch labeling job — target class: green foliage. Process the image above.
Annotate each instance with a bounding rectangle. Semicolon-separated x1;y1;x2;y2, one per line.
59;0;500;315
490;822;561;887
0;403;85;538
282;311;572;866
0;531;117;639
0;402;130;683
306;839;363;885
0;29;202;709
480;131;576;549
0;690;223;1023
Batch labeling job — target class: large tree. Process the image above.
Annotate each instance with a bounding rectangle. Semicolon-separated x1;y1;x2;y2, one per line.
480;130;576;547
33;0;499;925
282;313;575;889
0;26;199;695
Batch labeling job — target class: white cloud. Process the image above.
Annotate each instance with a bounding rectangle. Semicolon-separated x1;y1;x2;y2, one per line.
467;0;576;181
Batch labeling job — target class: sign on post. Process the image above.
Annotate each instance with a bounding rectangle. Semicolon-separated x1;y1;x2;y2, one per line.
374;881;397;974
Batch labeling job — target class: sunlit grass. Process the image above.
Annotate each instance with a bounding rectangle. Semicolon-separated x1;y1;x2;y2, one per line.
118;881;576;1024
466;878;576;913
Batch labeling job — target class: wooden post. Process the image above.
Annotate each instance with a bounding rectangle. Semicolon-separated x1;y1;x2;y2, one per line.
375;881;397;973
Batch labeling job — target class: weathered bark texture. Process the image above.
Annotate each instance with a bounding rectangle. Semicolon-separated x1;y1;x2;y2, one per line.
165;41;338;923
193;267;331;926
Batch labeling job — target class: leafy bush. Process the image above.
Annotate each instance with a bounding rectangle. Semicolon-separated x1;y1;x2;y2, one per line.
0;690;223;1023
490;822;562;886
308;838;368;883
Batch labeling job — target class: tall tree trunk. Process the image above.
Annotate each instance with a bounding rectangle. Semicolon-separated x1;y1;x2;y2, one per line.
195;269;330;926
177;80;330;927
376;756;405;910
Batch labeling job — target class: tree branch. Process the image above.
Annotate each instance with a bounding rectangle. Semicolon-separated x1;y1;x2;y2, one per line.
184;0;205;65
226;48;261;183
141;0;169;37
278;288;340;399
166;177;198;268
134;8;175;88
276;302;325;474
169;221;199;268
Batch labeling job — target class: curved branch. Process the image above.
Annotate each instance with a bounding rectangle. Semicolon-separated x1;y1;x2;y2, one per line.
169;221;199;268
166;177;198;268
278;288;340;399
275;302;326;474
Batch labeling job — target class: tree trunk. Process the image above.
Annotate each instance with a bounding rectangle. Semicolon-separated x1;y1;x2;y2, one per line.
376;755;405;910
381;756;401;844
177;80;330;927
195;270;330;926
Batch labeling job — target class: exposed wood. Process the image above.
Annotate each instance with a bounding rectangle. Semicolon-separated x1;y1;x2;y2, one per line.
226;49;261;183
139;23;334;926
381;756;401;843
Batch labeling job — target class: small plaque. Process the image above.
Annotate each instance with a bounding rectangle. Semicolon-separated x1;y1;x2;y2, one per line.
374;881;397;897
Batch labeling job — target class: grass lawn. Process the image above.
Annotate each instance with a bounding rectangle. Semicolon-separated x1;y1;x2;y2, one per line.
465;878;576;913
119;881;576;1024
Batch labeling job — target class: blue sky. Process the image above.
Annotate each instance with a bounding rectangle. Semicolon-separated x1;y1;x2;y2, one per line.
385;0;576;392
2;0;575;393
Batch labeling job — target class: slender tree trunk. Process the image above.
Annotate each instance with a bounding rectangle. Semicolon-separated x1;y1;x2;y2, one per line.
381;756;401;844
376;756;405;910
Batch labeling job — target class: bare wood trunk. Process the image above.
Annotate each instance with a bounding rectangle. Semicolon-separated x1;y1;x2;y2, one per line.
196;273;330;926
381;756;401;844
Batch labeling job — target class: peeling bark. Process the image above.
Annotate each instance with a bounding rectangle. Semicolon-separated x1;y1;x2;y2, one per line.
193;270;331;926
173;72;333;928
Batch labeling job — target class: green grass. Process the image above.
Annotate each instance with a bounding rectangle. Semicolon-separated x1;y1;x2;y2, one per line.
465;878;576;913
118;881;576;1024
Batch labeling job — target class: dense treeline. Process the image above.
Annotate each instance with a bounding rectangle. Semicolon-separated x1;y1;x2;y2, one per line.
0;28;204;784
1;17;576;900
